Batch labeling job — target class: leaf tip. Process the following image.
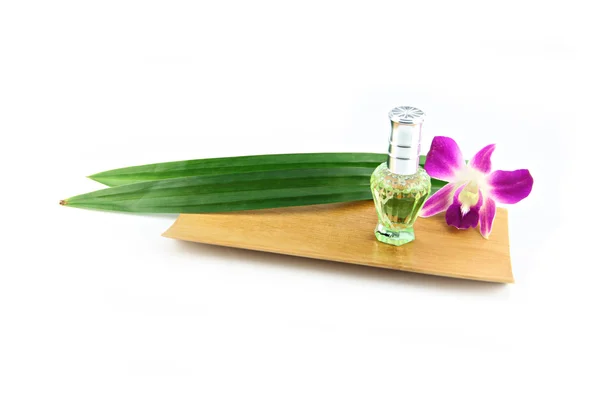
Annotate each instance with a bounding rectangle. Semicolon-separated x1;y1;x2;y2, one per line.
60;199;68;206
87;174;115;186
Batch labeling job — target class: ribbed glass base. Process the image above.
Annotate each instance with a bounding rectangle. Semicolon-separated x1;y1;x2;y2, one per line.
374;224;415;246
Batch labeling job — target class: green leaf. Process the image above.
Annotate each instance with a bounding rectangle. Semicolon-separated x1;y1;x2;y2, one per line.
89;153;416;187
62;167;448;214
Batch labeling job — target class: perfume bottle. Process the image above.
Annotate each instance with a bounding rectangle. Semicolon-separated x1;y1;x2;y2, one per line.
370;106;431;246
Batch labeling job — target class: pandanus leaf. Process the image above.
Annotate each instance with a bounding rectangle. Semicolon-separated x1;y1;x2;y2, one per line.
62;154;449;214
89;153;402;186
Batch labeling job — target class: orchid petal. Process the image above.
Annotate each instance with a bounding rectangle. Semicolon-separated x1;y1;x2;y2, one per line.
419;183;457;217
445;185;483;229
479;196;496;239
487;169;534;204
469;144;496;174
424;136;465;181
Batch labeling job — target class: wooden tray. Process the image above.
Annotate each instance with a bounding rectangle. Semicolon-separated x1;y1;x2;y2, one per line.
162;201;513;283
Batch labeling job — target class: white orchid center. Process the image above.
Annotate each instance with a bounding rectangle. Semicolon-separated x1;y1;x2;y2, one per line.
454;165;489;215
458;181;479;215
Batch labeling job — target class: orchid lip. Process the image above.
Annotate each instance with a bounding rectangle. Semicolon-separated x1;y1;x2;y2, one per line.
445;185;482;230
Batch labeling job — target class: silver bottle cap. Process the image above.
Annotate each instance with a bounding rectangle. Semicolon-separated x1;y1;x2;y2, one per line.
386;106;425;175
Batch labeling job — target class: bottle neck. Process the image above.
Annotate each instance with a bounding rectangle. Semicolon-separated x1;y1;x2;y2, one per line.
387;157;419;175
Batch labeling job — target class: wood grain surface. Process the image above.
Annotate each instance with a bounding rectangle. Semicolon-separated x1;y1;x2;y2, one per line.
162;201;513;283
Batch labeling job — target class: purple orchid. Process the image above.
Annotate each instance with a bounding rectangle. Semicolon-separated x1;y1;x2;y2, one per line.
420;136;533;238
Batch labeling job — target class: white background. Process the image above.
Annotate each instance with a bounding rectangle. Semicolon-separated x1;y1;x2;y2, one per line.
1;1;596;399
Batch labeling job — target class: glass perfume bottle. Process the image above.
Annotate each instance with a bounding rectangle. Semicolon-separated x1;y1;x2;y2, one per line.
370;106;431;246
